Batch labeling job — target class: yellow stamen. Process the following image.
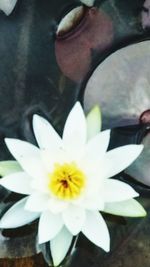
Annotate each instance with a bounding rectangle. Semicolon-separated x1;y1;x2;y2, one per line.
48;162;86;200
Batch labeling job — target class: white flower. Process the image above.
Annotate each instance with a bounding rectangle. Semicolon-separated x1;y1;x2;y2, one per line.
0;0;17;15
0;102;145;266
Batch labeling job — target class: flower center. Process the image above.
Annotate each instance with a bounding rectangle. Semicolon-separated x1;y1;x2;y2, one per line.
48;162;86;200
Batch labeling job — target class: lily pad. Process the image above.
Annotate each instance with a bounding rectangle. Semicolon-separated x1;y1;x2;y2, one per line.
126;133;150;186
84;41;150;129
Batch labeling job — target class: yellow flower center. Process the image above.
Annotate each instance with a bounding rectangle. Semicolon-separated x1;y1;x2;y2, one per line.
48;162;86;200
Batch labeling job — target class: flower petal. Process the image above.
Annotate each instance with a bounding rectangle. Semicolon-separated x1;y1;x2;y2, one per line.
82;211;110;252
103;179;139;202
63;205;86;235
84;130;110;162
0;0;17;15
104;199;147;217
38;210;63;244
86;105;102;140
78;196;104;211
0;161;22;176
0;172;33;195
0;197;39;229
80;0;95;7
25;193;49;212
63;102;87;155
33;115;63;152
103;145;143;178
5;138;46;180
48;198;68;214
50;227;73;266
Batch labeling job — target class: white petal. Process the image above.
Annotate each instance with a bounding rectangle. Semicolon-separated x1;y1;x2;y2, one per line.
78;196;104;211
5;138;46;180
0;197;39;229
0;0;17;15
103;179;139;202
25;193;49;212
50;227;73;266
84;130;110;162
82;211;110;252
104;199;147;217
38;210;63;244
103;145;143;178
33;115;63;152
63;205;86;235
0;161;22;176
63;102;87;155
86;105;102;140
0;172;33;195
48;198;68;214
41;149;69;172
80;0;95;7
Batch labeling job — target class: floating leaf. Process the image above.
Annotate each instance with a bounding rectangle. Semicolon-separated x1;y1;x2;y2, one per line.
84;41;150;129
126;133;150;187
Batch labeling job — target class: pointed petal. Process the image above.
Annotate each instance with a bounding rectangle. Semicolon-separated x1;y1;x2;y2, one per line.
63;102;87;154
103;179;139;202
25;193;49;212
0;161;22;177
33;115;62;152
38;211;63;244
5;138;46;180
0;172;33;195
0;197;40;229
50;227;73;266
84;130;110;162
104;199;147;217
103;145;143;178
86;105;102;140
0;0;17;15
82;211;110;252
63;205;86;235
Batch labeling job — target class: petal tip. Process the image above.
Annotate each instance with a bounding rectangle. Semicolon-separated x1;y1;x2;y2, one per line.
4;138;18;147
4;138;15;151
105;246;110;253
142;210;147;217
132;144;144;158
33;114;41;124
139;209;147;217
0;220;10;229
101;237;110;253
4;137;11;145
139;144;144;152
72;102;83;113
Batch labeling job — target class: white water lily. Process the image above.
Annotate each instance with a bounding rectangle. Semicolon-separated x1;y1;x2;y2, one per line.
0;102;145;266
0;0;17;15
